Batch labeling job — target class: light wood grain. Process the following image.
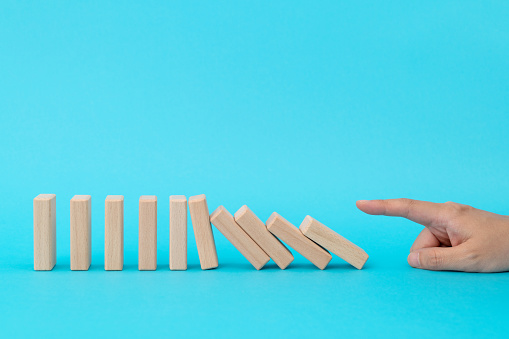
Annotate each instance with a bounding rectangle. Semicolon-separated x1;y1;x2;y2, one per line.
210;206;269;270
299;216;368;269
139;196;157;271
266;212;331;270
170;195;187;270
189;194;218;270
70;195;91;270
105;195;124;271
34;194;56;271
234;205;293;269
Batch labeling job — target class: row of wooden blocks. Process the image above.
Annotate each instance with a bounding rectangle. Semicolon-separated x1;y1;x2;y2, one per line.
34;193;369;271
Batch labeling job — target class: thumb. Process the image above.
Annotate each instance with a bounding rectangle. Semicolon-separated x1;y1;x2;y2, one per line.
407;246;467;271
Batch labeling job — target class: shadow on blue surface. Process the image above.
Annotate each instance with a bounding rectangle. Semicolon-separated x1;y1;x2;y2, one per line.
15;260;365;272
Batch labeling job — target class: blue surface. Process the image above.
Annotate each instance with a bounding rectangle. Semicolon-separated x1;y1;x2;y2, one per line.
1;1;509;337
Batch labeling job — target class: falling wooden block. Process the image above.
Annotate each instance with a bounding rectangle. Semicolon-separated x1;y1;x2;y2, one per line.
300;216;368;269
189;194;218;270
266;212;332;270
70;195;91;270
210;206;269;270
139;196;157;271
170;195;187;270
105;195;124;271
234;205;293;269
33;194;56;271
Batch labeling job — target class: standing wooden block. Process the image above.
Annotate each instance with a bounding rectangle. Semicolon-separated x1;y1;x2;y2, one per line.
266;212;332;270
139;196;157;271
299;216;369;269
105;195;124;271
70;195;91;270
170;195;187;270
189;194;218;270
34;194;56;271
210;206;269;270
234;205;293;269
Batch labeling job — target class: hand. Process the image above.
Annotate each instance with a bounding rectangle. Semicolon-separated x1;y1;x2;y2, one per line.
356;199;509;272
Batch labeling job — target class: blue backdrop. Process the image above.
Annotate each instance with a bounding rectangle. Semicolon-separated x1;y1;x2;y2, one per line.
1;1;508;337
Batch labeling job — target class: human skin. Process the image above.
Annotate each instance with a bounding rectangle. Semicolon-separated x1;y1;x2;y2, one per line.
356;199;509;272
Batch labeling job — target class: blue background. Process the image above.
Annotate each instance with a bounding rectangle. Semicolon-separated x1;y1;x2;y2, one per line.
1;1;508;337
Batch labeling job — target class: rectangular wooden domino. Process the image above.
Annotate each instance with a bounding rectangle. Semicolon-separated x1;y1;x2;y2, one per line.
105;195;124;270
210;206;269;270
70;195;91;270
139;196;157;271
266;212;332;270
189;194;218;270
170;195;187;270
33;194;56;270
299;216;368;269
234;205;293;269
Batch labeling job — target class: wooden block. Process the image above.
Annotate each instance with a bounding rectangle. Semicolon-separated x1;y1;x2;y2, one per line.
299;216;368;269
170;195;187;270
210;206;269;270
189;194;218;270
105;195;124;271
234;206;293;269
266;212;332;270
70;195;91;270
139;196;157;271
33;194;56;271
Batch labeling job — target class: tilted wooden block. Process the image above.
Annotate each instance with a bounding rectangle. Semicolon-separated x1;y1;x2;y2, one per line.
266;212;331;270
234;206;293;269
105;195;124;271
33;194;56;271
210;206;269;270
139;196;157;271
70;195;91;270
300;216;368;269
170;195;187;270
189;194;218;270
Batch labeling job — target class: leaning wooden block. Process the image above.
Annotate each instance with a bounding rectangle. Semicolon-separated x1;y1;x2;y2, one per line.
300;216;368;269
170;195;187;270
105;195;124;271
189;194;218;270
234;206;293;269
139;196;157;271
34;194;56;271
266;212;331;270
70;195;91;270
210;206;269;270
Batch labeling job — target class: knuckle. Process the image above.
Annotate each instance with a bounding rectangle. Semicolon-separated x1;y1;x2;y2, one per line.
399;198;413;206
462;246;485;271
407;198;417;210
464;248;479;263
425;249;444;269
398;198;416;217
443;201;473;217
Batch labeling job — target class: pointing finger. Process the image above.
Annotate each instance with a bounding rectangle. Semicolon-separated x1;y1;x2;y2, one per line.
356;198;448;228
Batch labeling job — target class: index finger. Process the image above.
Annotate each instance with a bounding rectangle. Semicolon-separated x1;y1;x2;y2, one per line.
356;198;446;228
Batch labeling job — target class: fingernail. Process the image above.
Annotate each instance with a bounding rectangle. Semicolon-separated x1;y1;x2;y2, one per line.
408;252;420;268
